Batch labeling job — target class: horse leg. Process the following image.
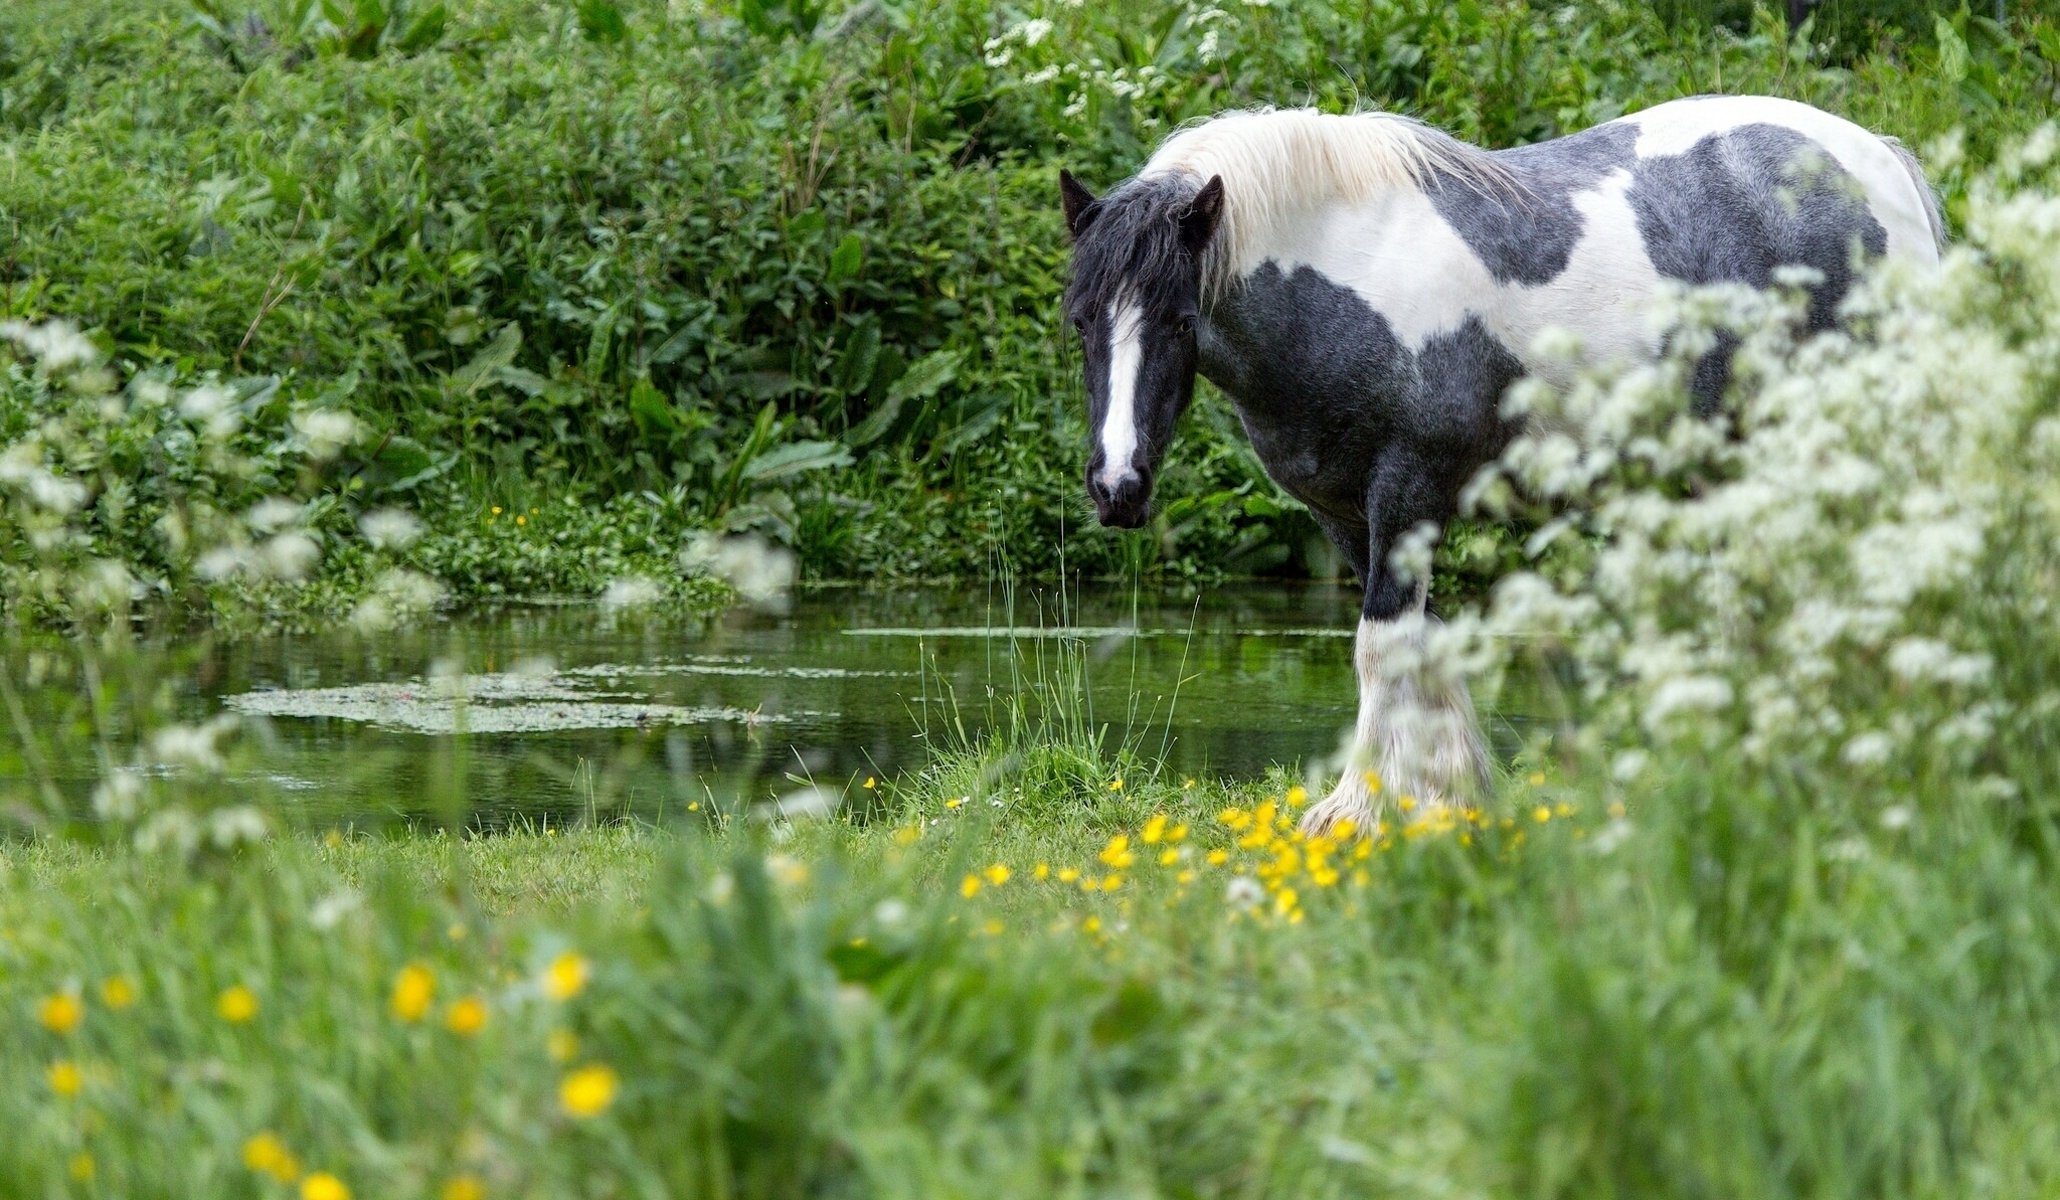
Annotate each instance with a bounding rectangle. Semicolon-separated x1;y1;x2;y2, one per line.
1302;454;1491;838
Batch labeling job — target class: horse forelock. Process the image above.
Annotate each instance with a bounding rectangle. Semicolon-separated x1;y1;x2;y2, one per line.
1064;176;1203;323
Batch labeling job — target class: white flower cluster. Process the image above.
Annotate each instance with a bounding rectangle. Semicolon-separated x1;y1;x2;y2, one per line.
1450;132;2060;803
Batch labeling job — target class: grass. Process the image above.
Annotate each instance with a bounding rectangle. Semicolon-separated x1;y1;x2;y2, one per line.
9;734;2060;1197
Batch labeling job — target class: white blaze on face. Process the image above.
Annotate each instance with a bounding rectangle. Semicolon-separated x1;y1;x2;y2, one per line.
1097;298;1145;491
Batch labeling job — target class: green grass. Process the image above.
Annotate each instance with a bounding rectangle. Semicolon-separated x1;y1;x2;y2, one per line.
9;738;2060;1197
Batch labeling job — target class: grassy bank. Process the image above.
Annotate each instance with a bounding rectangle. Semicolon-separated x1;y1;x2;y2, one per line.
10;742;2060;1197
5;0;2056;620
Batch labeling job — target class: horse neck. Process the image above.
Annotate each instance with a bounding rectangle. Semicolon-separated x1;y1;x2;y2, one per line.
1195;185;1425;399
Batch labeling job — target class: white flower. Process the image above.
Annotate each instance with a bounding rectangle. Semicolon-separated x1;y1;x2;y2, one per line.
309;888;364;931
682;532;796;604
0;318;99;371
293;408;362;460
600;575;663;610
358;507;424;551
246;497;303;533
1841;732;1895;767
257;531;320;581
1224;876;1264;910
92;771;146;821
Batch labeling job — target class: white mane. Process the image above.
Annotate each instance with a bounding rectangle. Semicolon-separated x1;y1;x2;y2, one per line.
1141;108;1510;299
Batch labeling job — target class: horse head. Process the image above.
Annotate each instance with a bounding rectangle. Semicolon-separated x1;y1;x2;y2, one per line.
1059;169;1224;528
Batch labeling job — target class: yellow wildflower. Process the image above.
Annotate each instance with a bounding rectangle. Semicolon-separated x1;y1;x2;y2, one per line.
892;824;922;846
1555;802;1574;818
547;1029;579;1062
68;1153;94;1182
1286;785;1308;807
1108;778;1124;792
944;796;965;810
1056;867;1080;883
301;1171;351;1200
447;922;467;942
1141;814;1168;843
1082;916;1102;933
37;992;83;1035
445;995;489;1037
514;514;526;527
46;1059;82;1097
1607;800;1627;819
981;919;1005;937
490;506;502;516
1101;875;1123;892
1528;771;1546;786
959;874;981;899
442;1176;486;1200
243;1132;296;1179
100;976;138;1010
1398;796;1417;813
862;776;877;790
1206;849;1229;866
1167;823;1188;842
1532;805;1551;823
217;985;258;1023
560;1064;620;1118
1158;848;1180;865
1099;835;1136;869
390;963;435;1022
1361;769;1382;792
543;953;590;1001
1176;869;1197;884
1217;807;1250;829
982;864;1011;886
1032;862;1050;880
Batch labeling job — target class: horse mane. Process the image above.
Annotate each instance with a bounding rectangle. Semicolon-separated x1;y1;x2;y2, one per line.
1141;107;1513;300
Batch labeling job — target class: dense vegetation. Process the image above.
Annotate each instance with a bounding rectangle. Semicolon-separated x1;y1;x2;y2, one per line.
4;0;2055;614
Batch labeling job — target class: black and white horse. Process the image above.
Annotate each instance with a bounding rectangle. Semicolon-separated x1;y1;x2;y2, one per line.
1058;96;1942;835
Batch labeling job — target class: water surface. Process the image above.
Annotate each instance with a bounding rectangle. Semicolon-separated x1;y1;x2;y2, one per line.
199;583;1367;825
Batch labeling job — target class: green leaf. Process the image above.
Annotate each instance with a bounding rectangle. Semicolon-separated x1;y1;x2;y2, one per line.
1935;16;1970;84
843;394;904;448
740;439;853;482
628;377;676;433
648;323;700;366
885;348;960;405
827;233;863;284
450;324;521;395
359;435;447;492
398;2;447;51
576;0;628;42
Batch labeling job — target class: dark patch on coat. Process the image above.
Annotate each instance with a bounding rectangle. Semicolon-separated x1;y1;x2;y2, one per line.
1423;122;1639;286
1623;123;1886;332
1201;263;1522;619
1426;119;1888;410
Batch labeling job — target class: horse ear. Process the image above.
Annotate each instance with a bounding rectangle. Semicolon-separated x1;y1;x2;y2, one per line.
1181;175;1225;253
1060;169;1100;239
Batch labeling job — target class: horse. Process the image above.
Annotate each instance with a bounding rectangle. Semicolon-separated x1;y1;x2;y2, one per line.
1057;96;1944;836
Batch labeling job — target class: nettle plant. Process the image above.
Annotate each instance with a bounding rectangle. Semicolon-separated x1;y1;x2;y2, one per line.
0;320;442;845
1436;128;2060;812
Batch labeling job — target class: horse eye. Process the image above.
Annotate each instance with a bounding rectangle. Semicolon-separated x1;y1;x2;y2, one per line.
1175;314;1197;336
1071;314;1089;335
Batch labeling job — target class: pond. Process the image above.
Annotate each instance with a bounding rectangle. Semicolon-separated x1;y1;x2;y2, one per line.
174;582;1374;827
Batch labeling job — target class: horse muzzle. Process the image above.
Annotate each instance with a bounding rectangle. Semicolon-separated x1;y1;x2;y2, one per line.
1088;469;1151;529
